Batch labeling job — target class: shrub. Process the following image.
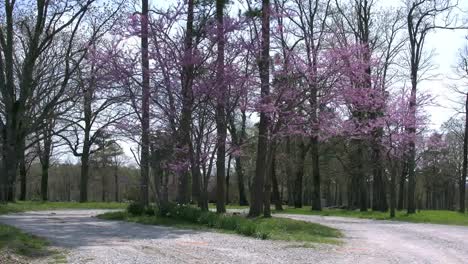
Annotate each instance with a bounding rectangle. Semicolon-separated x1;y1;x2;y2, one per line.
145;207;155;216
149;204;270;240
156;203;174;217
198;211;219;227
176;205;202;221
236;221;256;236
127;202;146;216
98;211;127;220
218;215;241;230
255;230;269;240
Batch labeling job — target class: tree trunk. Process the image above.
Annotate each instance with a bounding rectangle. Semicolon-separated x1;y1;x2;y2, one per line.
79;57;94;203
390;160;397;218
80;151;90;203
271;150;282;211
40;160;50;201
226;155;231;204
294;141;307;208
311;136;321;211
38;124;53;202
177;0;195;205
229;111;248;206
264;139;279;217
139;0;150;207
101;171;106;202
19;144;27;201
264;144;273;217
397;161;407;210
460;92;468;213
286;137;295;207
372;143;387;212
192;140;204;209
357;142;367;212
235;156;248;206
249;0;270;217
114;166;119;202
191;142;201;205
215;0;227;214
407;149;416;214
406;52;418;214
3;126;18;202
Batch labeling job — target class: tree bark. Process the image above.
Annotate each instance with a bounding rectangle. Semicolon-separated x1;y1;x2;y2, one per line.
228;111;248;206
226;155;231;204
249;0;270;217
80;150;90;203
3;125;18;202
39;125;53;202
215;0;227;214
191;142;201;205
264;140;278;217
390;160;397;218
271;150;283;211
397;161;407;210
140;0;150;207
407;77;417;214
286;137;295;207
79;75;93;202
294;141;308;208
372;144;388;212
19;141;27;201
177;0;195;205
114;166;119;202
311;136;321;211
356;142;367;212
460;92;468;213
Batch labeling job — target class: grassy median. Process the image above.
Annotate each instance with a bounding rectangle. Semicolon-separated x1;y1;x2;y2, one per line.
98;204;342;244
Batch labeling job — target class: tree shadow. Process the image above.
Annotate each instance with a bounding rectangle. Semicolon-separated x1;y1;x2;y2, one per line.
0;211;198;249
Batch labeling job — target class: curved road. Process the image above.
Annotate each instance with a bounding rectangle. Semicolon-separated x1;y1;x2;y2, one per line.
0;210;467;263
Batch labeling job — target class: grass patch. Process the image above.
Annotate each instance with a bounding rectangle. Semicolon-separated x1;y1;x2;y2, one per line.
0;201;127;215
0;224;50;257
50;252;68;264
98;204;341;244
276;207;468;226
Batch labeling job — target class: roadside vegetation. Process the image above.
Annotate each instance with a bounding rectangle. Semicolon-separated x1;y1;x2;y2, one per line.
276;208;468;226
210;203;468;227
97;203;342;244
0;201;126;215
0;224;51;261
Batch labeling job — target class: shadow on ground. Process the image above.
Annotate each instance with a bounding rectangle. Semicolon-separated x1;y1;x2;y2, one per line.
0;210;195;249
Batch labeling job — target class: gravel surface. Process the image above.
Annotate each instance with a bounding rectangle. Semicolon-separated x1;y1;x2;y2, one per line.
0;210;467;264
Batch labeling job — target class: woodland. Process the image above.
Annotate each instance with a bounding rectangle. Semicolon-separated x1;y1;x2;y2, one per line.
0;0;468;219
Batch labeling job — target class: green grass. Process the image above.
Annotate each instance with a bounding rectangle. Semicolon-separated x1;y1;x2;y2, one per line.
275;207;468;226
98;206;342;244
0;201;127;215
0;223;50;257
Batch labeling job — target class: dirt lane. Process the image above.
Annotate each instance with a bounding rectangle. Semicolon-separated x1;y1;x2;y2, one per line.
280;214;468;264
1;210;467;263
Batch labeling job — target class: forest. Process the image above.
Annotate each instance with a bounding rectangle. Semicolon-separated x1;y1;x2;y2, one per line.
0;0;468;220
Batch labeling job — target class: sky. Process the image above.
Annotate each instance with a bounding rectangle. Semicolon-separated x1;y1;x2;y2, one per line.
423;28;467;128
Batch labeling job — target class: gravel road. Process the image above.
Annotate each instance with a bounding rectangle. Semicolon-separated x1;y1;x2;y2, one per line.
0;210;467;264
